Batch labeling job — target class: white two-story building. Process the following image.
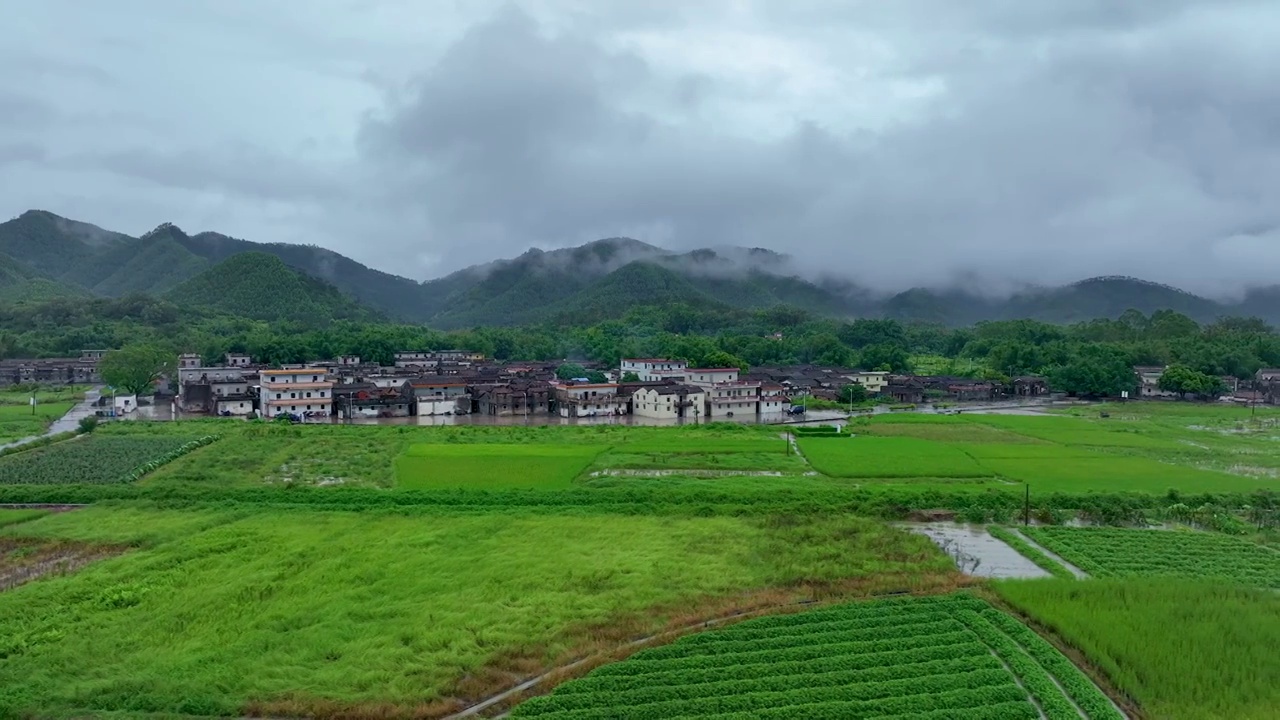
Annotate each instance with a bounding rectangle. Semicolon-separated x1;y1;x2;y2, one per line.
844;370;890;395
260;368;334;418
620;358;689;382
630;384;707;420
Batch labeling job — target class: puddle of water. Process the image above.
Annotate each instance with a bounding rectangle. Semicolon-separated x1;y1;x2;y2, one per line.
901;523;1049;579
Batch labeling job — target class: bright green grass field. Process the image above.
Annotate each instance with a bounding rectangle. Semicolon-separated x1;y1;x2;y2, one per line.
0;508;49;528
858;421;1044;444
613;438;786;454
0;506;952;717
799;437;994;479
0;385;87;404
997;578;1280;720
395;443;604;489
592;437;803;473
0;401;74;443
958;444;1104;460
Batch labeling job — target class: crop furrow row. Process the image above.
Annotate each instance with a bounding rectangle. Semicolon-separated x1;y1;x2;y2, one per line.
570;639;992;688
515;670;1021;719
597;629;975;674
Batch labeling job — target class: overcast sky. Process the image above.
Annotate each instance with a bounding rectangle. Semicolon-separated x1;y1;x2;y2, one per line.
3;1;1279;296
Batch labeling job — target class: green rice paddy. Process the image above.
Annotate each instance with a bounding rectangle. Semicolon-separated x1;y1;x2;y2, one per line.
396;443;603;490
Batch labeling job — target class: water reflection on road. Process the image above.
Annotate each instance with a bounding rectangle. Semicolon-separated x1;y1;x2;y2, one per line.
902;523;1050;579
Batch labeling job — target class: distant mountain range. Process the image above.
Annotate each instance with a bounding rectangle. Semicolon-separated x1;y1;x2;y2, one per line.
0;209;1276;327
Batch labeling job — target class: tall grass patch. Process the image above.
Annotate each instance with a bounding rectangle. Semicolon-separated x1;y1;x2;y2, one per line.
396;444;604;489
0;508;953;717
799;437;993;479
0;508;49;528
996;578;1280;720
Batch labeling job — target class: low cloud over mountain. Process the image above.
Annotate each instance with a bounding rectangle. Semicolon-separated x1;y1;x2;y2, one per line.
4;1;1280;297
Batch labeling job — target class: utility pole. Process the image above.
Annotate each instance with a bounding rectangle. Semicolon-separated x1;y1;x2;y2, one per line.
1024;485;1030;527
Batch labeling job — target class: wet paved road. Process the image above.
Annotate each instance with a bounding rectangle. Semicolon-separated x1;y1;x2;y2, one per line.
0;387;101;452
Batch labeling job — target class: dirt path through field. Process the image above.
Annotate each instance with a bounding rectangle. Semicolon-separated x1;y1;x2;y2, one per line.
0;538;124;592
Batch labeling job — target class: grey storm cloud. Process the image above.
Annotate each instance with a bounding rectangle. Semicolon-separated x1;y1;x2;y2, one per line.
3;0;1280;297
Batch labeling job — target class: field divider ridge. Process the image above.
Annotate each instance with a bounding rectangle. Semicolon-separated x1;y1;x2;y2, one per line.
1007;528;1089;579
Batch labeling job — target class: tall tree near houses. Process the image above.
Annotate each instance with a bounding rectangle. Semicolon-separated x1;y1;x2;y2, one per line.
99;345;174;396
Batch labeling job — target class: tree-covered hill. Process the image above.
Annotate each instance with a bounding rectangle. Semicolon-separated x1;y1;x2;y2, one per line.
3;209;1280;328
881;277;1253;326
164;252;378;323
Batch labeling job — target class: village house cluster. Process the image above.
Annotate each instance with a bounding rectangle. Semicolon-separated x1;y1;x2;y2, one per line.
169;352;1065;421
3;349;1277;413
0;350;105;386
1135;365;1280;404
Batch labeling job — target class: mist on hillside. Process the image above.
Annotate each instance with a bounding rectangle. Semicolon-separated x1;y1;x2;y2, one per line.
4;2;1280;299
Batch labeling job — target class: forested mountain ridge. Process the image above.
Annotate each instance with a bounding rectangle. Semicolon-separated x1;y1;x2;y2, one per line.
879;277;1238;327
2;209;1278;327
164;253;379;323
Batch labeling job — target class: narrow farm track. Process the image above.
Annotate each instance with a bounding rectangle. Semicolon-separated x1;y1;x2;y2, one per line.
779;432;813;468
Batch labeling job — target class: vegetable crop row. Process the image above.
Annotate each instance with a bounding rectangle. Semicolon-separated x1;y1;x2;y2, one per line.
980;608;1124;720
0;435;212;485
872;699;1042;720
571;640;991;689
590;629;975;676
691;685;1033;719
673;601;956;641
121;435;220;482
630;622;968;663
515;669;1019;719
655;609;962;655
533;662;1005;711
955;609;1079;720
665;612;957;652
1025;527;1280;588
